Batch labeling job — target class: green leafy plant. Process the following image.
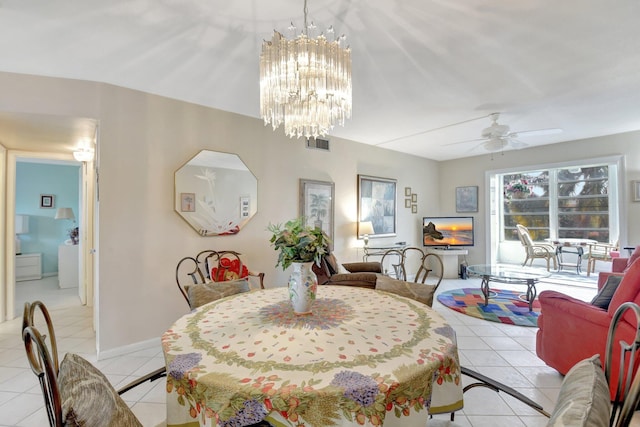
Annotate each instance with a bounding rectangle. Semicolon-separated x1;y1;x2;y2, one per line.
268;217;331;270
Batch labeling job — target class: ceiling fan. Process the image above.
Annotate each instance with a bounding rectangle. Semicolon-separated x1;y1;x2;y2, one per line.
446;113;563;152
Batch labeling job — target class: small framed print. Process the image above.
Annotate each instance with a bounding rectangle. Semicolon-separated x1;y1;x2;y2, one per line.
40;194;54;209
633;181;640;202
240;196;250;218
180;193;195;212
411;204;417;214
404;187;412;197
411;193;417;203
456;186;479;213
405;198;411;208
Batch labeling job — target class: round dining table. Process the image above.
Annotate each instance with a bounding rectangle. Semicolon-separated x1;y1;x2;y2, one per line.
162;286;463;427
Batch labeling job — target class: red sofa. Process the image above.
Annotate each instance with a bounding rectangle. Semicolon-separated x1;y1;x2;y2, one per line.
597;246;640;288
536;251;640;396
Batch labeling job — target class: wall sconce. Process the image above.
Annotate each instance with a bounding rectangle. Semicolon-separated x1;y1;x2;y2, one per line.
15;214;29;255
358;221;374;247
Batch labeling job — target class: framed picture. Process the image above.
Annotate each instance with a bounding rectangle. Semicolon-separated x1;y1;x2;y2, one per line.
358;174;397;238
633;181;640;202
299;179;335;246
180;192;196;212
40;194;54;209
404;198;411;208
456;186;478;213
411;193;417;203
404;187;412;197
411;204;417;214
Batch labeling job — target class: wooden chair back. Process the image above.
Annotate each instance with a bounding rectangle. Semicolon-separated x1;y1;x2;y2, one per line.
22;301;166;427
606;302;640;426
22;302;61;427
175;256;205;306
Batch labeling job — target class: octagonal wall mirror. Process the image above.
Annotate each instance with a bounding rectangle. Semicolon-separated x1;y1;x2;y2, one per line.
175;150;258;236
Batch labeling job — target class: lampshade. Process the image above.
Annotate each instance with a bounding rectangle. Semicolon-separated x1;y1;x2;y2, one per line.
15;215;29;234
259;0;352;139
55;207;75;221
359;221;374;237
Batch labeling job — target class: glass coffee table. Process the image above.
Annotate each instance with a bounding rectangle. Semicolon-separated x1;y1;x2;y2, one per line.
467;264;551;311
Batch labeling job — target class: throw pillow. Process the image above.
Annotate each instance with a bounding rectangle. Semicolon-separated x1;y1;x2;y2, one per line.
57;353;142;427
187;279;250;309
590;275;623;309
546;355;611;427
325;253;339;275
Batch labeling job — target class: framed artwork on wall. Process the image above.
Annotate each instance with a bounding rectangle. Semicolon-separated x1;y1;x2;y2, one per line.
299;179;335;246
40;194;54;209
180;193;195;212
456;186;478;213
633;180;640;202
357;174;397;238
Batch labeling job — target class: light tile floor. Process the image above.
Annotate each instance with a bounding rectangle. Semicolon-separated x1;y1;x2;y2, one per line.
0;274;625;426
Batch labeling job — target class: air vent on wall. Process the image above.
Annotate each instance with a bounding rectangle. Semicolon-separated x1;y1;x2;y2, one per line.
306;137;330;151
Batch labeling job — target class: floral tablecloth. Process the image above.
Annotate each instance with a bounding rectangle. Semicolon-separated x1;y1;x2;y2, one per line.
162;286;463;427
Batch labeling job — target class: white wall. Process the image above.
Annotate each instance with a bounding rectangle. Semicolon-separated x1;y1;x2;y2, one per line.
0;72;439;354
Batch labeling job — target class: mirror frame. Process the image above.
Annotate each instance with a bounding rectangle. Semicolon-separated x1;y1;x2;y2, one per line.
174;150;258;236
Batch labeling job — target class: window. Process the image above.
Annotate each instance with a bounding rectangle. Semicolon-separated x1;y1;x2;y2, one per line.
502;163;616;244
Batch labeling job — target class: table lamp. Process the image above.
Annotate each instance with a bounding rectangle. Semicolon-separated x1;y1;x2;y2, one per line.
359;221;374;247
15;214;29;255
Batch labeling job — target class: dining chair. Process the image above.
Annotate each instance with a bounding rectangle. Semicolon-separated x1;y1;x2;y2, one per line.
587;241;620;276
196;249;265;289
175;256;206;306
22;301;166;427
515;224;558;271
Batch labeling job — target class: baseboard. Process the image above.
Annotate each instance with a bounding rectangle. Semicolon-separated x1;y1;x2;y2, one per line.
97;336;161;360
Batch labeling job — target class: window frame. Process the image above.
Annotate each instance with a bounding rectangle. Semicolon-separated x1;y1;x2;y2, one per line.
486;155;624;265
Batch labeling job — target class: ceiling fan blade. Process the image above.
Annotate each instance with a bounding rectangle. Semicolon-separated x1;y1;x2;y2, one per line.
509;139;529;149
509;128;563;138
443;137;485;146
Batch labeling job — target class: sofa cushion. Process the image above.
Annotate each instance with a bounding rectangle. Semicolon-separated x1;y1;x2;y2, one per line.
591;275;623;309
375;275;436;307
546;355;611;427
623;246;640;273
608;257;640;317
187;279;250;309
58;353;142;427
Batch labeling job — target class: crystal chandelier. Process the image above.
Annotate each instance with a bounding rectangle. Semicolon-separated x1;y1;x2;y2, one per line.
259;0;352;139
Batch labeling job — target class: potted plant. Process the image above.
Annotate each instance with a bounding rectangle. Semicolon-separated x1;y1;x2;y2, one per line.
268;217;331;314
268;217;330;270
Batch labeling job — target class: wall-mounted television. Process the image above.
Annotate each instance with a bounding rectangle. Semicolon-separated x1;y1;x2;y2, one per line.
423;216;474;247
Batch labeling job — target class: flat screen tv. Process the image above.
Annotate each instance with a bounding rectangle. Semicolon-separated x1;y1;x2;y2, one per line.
423;216;474;247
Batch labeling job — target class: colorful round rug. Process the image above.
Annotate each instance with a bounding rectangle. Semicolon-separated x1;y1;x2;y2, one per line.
437;288;541;327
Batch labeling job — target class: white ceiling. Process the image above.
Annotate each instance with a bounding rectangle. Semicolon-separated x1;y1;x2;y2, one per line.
1;0;639;161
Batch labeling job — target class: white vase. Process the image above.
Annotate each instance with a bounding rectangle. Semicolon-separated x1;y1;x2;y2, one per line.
288;262;318;315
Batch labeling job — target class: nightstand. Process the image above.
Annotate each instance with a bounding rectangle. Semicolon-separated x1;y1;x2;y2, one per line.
16;253;42;282
58;245;79;288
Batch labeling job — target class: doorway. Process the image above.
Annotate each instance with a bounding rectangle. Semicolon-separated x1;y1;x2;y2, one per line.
5;151;95;321
14;158;83;312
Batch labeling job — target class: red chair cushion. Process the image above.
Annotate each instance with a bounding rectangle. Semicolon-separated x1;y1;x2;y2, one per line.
211;258;248;282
